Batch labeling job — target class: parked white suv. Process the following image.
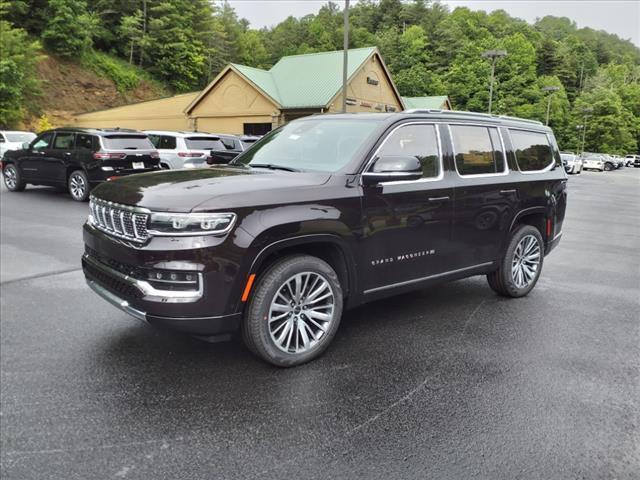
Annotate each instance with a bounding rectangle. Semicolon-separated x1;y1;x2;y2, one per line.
560;153;582;174
582;154;605;171
0;131;36;159
145;131;228;169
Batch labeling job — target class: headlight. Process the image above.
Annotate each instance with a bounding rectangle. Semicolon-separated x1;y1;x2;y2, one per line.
148;212;236;236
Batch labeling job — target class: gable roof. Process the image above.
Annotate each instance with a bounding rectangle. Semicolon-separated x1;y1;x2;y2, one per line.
402;96;452;110
186;47;402;113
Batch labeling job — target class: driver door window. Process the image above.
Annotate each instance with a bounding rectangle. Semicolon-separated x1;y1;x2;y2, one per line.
378;124;440;178
32;133;53;150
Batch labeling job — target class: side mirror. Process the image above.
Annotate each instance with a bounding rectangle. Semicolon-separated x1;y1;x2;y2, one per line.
362;155;423;185
22;142;30;150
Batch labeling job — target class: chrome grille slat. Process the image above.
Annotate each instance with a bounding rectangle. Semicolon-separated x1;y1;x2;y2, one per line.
89;197;149;243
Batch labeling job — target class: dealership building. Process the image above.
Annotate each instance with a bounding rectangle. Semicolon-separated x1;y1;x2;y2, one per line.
73;47;450;135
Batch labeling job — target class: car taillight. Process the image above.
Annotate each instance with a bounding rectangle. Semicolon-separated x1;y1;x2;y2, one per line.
177;152;203;158
93;152;126;160
150;151;160;159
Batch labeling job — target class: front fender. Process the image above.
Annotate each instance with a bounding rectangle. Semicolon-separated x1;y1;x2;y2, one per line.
229;201;362;312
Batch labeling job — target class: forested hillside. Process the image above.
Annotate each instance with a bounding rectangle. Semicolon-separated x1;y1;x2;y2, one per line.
1;0;639;153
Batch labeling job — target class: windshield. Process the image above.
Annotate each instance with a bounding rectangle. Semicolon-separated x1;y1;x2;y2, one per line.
185;137;224;150
5;133;36;143
103;135;154;150
233;119;381;172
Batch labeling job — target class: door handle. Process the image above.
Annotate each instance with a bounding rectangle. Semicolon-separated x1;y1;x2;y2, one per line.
64;152;71;156
428;196;450;202
500;189;517;195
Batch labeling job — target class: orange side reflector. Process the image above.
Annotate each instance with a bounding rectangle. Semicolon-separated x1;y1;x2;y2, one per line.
241;274;256;302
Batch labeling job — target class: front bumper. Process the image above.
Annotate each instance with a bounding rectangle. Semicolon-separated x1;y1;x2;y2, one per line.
82;223;248;335
84;255;242;335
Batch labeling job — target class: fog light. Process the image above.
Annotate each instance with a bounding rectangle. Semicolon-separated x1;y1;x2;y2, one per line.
146;269;200;291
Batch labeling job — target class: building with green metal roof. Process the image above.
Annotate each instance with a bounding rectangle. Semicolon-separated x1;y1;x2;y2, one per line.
402;96;452;110
185;47;406;134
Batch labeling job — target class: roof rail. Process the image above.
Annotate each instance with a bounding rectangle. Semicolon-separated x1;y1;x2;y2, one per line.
402;109;544;126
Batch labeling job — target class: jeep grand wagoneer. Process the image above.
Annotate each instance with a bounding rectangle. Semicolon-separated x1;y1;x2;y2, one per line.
82;110;567;366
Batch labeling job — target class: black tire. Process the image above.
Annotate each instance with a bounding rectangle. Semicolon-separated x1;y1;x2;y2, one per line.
242;254;343;367
487;225;544;298
3;163;26;191
68;170;90;202
161;163;171;170
604;162;613;171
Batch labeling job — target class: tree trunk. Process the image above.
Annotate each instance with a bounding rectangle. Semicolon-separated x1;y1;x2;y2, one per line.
139;0;147;66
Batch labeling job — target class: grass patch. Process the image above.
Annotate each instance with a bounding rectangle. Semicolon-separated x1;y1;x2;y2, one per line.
81;50;143;93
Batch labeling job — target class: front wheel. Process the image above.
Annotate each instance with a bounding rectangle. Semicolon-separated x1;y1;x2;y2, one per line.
604;163;613;171
487;225;544;298
3;164;26;191
68;170;90;201
242;255;343;367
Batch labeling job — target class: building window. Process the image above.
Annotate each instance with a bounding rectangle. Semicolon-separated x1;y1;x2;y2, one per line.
244;123;272;136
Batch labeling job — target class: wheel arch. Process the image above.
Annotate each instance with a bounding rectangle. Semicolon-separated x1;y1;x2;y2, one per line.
245;234;358;309
509;207;547;241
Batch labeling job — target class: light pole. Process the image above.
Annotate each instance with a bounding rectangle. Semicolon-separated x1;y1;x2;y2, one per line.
542;86;560;126
482;49;507;114
580;108;593;154
341;0;350;113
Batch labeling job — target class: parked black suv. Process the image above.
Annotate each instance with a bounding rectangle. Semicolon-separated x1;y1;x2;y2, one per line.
82;111;567;366
207;134;261;164
2;128;161;201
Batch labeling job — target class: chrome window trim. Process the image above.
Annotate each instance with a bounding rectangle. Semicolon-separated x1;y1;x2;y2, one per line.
448;123;509;178
507;127;556;174
360;121;444;185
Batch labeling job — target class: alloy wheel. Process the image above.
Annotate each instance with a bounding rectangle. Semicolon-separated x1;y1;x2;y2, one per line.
70;173;86;199
511;234;541;289
268;271;335;354
4;166;17;189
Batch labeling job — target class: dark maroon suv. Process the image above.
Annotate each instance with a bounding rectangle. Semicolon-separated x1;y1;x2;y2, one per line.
81;111;567;366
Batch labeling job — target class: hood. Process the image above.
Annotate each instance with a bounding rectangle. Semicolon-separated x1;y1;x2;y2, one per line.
91;166;332;212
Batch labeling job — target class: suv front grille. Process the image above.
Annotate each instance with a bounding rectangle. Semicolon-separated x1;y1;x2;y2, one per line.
89;197;149;242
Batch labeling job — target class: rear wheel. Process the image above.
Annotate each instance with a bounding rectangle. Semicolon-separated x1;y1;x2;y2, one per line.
3;164;25;191
487;225;544;298
242;255;343;367
68;170;90;201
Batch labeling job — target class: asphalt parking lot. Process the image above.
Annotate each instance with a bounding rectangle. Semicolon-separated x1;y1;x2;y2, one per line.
1;168;639;479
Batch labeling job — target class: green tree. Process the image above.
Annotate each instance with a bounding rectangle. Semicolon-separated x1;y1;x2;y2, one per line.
0;4;42;127
41;0;94;57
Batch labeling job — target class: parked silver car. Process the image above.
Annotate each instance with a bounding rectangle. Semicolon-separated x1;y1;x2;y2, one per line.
0;130;36;159
560;153;582;174
144;131;228;169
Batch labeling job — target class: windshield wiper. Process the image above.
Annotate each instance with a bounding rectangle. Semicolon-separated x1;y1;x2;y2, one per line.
250;164;300;172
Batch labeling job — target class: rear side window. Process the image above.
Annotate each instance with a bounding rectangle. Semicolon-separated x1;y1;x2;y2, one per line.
32;132;54;150
75;134;97;150
378;124;440;178
53;133;74;149
185;137;224;150
450;125;505;176
509;130;554;172
102;135;154;150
